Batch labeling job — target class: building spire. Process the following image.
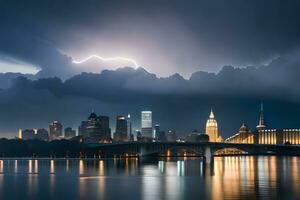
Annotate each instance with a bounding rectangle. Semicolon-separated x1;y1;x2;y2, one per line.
256;102;266;130
209;108;215;119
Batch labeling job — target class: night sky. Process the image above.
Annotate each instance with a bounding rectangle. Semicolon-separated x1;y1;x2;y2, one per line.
0;0;300;138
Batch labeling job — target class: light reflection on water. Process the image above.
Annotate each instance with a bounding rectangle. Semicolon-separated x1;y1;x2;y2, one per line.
0;156;299;199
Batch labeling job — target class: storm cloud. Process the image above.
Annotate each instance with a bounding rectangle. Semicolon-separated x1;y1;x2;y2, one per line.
1;0;300;77
1;55;300;138
0;0;300;138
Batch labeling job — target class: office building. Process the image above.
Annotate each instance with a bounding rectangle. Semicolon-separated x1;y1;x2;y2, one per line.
99;115;111;138
141;111;152;138
78;112;112;143
19;129;35;140
64;127;76;139
35;128;49;141
78;121;88;136
114;116;127;142
18;128;49;141
127;114;133;141
157;130;167;142
154;124;160;140
166;130;177;142
49;121;63;140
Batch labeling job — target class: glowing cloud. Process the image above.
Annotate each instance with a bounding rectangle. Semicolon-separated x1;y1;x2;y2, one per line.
72;54;139;68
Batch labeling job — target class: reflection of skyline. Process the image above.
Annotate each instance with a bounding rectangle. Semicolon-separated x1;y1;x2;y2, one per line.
0;157;298;199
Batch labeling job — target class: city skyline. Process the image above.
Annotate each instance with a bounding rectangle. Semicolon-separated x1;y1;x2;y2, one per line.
16;103;300;145
1;1;300;199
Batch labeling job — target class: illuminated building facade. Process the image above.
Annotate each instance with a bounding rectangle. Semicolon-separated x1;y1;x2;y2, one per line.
205;109;223;142
226;128;300;145
225;123;254;144
141;111;152;138
226;103;300;145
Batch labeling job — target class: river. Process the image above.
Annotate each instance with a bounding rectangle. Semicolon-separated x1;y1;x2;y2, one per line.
0;156;299;199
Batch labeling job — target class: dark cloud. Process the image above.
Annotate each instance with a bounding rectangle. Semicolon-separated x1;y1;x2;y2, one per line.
1;55;300;138
1;0;300;76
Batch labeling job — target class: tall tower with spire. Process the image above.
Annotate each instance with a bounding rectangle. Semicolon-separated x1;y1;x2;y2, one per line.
127;113;133;141
205;109;222;142
256;102;267;130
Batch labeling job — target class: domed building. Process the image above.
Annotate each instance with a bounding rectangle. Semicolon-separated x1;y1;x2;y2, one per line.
239;123;249;134
205;109;223;142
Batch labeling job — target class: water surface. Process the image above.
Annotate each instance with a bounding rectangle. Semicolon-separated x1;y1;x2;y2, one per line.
0;156;299;199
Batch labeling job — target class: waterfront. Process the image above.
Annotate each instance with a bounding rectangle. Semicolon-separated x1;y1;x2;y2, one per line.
0;156;299;199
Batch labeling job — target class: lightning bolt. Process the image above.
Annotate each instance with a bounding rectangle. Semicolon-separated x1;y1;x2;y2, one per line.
72;54;139;68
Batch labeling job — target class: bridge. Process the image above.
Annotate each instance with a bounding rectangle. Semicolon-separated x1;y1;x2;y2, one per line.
82;142;300;164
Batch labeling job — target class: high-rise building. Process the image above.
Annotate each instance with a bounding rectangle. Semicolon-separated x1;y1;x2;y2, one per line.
157;130;167;142
154;124;160;140
205;109;222;142
18;128;49;141
141;111;152;138
78;121;88;136
35;128;49;141
19;129;35;140
127;114;132;139
64;127;76;139
86;112;102;136
99;115;111;138
166;130;177;142
114;115;127;142
78;112;112;143
49;121;63;140
136;130;142;141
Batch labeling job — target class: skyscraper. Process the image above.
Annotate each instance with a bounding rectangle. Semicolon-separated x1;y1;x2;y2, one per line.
78;121;88;136
18;128;49;141
78;112;112;142
35;128;49;141
127;114;133;141
19;129;35;140
99;115;111;138
205;109;222;142
114;116;127;142
49;121;63;140
141;111;152;138
166;130;177;142
154;124;160;140
64;127;76;139
86;112;102;136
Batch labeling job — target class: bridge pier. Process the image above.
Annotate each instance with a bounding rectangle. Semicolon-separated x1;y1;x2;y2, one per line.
204;146;213;164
